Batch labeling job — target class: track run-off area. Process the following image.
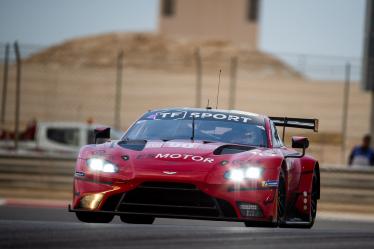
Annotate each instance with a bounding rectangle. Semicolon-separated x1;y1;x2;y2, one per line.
0;204;374;249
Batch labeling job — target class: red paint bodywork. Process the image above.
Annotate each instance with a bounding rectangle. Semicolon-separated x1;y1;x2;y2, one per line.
72;113;319;224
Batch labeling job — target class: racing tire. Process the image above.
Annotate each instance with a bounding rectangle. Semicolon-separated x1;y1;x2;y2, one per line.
277;169;287;227
75;212;114;223
120;214;155;224
279;168;318;229
244;169;286;228
303;169;318;228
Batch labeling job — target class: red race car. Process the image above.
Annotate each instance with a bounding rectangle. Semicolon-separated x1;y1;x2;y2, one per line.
69;108;320;228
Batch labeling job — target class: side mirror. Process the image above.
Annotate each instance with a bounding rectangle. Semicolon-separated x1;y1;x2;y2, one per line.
286;136;309;158
94;127;110;144
292;136;309;149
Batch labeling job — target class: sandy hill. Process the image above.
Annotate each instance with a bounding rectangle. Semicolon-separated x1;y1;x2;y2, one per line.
26;32;300;77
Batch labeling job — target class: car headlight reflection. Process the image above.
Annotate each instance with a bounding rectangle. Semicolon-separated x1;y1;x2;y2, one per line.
225;167;262;182
87;158;118;173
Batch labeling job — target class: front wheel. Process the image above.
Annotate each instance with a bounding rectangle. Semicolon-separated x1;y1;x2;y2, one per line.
277;169;287;226
120;214;155;224
75;212;114;223
244;170;286;229
279;168;319;229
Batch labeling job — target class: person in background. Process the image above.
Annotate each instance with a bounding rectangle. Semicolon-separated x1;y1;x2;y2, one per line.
348;134;374;167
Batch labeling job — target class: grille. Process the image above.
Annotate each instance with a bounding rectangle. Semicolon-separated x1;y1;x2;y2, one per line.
116;182;237;218
101;193;123;211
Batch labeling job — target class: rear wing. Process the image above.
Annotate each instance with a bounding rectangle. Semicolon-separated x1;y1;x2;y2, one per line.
269;117;319;140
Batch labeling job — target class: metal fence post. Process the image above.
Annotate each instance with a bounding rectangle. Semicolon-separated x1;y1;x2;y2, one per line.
1;43;9;126
229;56;238;109
341;62;351;164
114;50;124;130
195;48;202;108
13;41;21;150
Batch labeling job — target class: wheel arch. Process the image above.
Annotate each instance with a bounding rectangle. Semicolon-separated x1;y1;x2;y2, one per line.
314;162;320;200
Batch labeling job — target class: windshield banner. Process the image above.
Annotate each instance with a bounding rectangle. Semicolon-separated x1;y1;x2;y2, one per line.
144;110;261;124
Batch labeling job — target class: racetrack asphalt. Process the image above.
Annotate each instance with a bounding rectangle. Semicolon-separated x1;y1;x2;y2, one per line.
0;205;374;249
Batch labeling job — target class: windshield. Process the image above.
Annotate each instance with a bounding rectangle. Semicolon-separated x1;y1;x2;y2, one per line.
124;110;267;147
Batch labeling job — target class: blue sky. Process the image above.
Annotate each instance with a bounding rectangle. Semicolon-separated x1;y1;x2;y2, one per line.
0;0;366;60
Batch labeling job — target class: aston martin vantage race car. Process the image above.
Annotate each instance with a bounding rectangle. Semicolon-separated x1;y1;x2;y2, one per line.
69;108;320;228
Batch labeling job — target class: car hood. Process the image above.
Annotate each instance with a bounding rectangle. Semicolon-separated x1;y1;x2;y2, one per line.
79;140;279;182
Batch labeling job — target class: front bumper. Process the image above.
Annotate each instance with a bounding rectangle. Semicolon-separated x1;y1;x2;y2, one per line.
71;178;277;223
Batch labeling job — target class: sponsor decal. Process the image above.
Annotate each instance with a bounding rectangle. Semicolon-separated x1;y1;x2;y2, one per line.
145;142;163;148
155;111;187;120
75;171;85;177
155;153;214;163
149;111;254;124
261;180;278;187
164;142;199;149
145;141;200;149
136;153;214;163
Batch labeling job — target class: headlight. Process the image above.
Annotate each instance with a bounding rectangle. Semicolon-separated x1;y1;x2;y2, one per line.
224;167;262;182
87;158;118;173
225;169;245;182
245;167;262;179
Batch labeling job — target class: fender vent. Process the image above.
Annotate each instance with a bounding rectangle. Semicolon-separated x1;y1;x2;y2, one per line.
213;145;254;155
117;140;147;151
